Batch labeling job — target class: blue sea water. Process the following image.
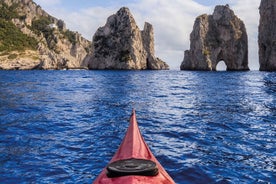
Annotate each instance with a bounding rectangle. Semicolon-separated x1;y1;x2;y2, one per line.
0;70;275;184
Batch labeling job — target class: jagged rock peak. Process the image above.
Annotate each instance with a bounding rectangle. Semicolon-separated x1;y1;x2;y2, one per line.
117;7;131;16
88;7;169;70
258;0;276;71
213;4;235;21
181;5;249;71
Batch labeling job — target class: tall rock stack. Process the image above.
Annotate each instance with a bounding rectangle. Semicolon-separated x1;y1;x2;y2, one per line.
180;5;249;71
88;7;169;70
259;0;276;71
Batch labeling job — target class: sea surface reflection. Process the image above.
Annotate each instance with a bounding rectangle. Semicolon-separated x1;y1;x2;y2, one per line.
0;70;275;183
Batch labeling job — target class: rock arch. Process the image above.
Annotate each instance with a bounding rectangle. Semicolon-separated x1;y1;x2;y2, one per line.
180;5;249;71
216;60;227;71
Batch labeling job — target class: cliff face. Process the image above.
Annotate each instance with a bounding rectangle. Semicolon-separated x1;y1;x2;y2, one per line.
0;0;92;70
88;7;169;70
259;0;276;71
181;5;249;71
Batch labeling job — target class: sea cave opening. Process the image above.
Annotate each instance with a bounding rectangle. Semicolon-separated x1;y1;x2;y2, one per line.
216;60;227;71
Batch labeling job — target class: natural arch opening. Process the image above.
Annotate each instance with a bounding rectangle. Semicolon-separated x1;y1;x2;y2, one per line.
216;60;227;71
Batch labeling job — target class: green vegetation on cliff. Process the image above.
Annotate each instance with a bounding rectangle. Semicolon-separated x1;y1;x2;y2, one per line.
31;17;77;51
0;0;91;70
0;1;19;20
0;0;81;54
0;2;37;52
31;17;58;50
0;19;38;52
63;30;77;45
31;17;52;35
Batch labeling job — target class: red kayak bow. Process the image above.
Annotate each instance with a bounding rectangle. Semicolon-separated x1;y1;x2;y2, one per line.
93;110;175;184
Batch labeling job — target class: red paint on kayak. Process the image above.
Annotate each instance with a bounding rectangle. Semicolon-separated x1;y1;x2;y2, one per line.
93;110;175;184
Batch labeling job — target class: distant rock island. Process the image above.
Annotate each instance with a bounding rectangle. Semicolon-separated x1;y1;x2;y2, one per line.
180;5;249;71
258;0;276;71
87;7;169;70
0;1;168;70
0;0;91;70
1;1;276;71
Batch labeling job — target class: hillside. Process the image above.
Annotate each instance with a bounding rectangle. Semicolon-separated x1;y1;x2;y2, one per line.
0;0;92;70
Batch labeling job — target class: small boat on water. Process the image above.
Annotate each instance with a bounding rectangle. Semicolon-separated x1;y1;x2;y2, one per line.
93;109;175;184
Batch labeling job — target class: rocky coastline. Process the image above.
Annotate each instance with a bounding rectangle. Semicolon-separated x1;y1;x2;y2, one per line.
0;0;275;71
0;0;92;70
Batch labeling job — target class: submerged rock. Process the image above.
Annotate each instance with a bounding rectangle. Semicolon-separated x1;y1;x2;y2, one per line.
258;0;276;71
180;5;249;71
88;7;169;70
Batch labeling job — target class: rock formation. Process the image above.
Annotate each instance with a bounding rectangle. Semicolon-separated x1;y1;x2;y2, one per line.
258;0;276;71
0;0;92;70
88;7;169;70
180;5;249;71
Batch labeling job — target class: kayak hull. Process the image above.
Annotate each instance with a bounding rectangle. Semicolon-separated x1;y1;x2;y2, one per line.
93;110;175;184
96;175;172;184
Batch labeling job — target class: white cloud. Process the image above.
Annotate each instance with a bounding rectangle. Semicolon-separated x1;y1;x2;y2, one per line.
54;7;116;41
35;0;261;70
128;0;212;69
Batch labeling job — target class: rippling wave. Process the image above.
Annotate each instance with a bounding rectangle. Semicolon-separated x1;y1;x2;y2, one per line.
0;70;275;183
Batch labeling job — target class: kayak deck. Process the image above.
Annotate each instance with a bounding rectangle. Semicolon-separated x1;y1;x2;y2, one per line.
93;110;175;184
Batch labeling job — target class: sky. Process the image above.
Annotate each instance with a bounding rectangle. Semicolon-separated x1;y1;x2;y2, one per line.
33;0;261;70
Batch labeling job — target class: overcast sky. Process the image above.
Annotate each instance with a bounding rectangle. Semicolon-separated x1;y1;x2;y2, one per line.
34;0;261;70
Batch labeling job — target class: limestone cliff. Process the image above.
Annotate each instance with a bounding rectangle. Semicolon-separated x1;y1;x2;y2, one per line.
0;0;92;70
180;5;249;71
88;7;169;70
259;0;276;71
